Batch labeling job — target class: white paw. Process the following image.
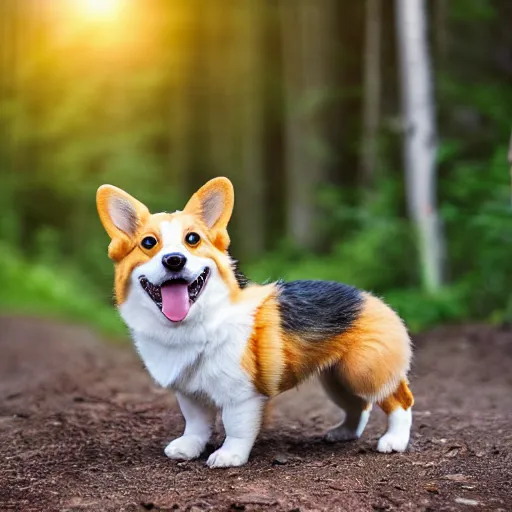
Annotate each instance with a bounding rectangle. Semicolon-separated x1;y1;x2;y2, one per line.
206;449;247;468
377;433;409;453
164;435;205;460
325;424;359;443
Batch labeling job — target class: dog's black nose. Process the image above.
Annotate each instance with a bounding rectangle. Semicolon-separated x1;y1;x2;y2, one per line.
162;253;187;272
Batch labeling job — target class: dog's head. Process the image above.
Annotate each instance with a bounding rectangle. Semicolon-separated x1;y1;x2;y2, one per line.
97;177;241;327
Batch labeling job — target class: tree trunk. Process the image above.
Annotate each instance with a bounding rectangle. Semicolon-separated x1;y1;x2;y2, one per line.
0;0;18;242
396;0;444;292
168;28;193;201
183;0;210;192
0;1;12;168
204;0;231;180
360;0;382;190
508;131;512;209
434;0;449;67
236;0;265;259
280;0;333;250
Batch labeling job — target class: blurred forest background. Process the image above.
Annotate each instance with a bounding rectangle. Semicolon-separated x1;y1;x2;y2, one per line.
0;0;511;335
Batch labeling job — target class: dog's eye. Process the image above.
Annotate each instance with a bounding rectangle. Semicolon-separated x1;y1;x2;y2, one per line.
141;236;158;250
185;232;201;247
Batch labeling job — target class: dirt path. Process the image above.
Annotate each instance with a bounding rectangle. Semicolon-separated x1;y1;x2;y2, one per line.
0;316;511;512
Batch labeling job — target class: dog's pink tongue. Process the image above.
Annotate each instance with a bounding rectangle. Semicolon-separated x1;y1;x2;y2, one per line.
161;283;190;322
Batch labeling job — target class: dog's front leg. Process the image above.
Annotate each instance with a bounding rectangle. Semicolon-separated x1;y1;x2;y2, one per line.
206;395;265;468
165;392;216;461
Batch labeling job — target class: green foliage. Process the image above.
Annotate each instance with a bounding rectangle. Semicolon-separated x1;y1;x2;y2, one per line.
450;0;496;21
441;145;512;324
249;179;414;292
246;223;469;334
385;286;468;334
0;243;125;337
0;0;511;336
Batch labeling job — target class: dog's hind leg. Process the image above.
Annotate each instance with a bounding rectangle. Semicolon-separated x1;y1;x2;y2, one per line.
376;379;414;453
320;366;372;442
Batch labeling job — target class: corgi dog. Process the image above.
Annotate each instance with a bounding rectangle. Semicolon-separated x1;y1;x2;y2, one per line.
96;177;414;468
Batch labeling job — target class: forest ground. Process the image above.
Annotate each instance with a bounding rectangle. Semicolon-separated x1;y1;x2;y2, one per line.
0;316;511;512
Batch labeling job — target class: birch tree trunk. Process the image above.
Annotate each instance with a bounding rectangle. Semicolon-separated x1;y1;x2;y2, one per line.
396;0;444;292
361;0;382;189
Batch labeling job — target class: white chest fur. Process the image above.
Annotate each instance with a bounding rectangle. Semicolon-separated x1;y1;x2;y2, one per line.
121;291;262;408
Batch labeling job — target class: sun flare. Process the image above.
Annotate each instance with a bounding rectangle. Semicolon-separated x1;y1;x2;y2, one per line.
78;0;123;20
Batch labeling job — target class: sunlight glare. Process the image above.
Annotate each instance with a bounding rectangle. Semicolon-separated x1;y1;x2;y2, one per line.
78;0;123;21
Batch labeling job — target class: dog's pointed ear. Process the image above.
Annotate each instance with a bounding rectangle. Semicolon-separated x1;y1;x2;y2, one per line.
96;185;150;261
183;177;234;231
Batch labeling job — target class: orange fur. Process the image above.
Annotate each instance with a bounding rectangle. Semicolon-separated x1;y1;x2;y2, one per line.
378;379;414;414
97;178;240;305
241;288;285;396
329;293;412;401
97;177;414;461
262;400;274;429
182;177;234;251
98;178;413;411
96;184;150;263
244;291;412;405
113;213;172;303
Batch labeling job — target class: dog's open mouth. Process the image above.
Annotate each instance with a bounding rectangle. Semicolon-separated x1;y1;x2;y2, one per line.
139;267;210;322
